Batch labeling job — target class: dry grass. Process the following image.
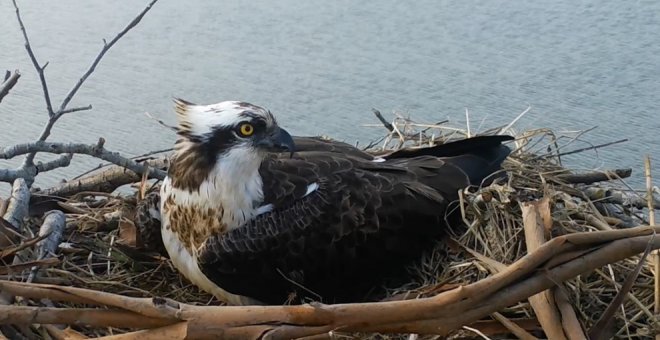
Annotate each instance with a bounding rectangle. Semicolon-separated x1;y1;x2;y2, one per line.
1;109;658;339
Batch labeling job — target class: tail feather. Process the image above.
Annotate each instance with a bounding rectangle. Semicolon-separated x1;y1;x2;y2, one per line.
389;135;514;191
384;135;514;160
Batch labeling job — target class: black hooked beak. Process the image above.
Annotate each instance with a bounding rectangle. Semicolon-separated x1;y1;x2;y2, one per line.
264;126;296;157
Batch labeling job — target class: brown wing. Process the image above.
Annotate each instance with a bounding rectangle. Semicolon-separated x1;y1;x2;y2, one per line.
199;136;512;304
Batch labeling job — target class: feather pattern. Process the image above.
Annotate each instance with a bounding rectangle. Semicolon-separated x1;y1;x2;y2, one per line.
198;135;513;304
160;98;513;305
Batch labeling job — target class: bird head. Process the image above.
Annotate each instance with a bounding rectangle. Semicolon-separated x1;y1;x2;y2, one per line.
168;98;295;192
173;98;295;156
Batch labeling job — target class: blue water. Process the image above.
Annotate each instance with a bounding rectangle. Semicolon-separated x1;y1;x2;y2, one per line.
1;0;658;191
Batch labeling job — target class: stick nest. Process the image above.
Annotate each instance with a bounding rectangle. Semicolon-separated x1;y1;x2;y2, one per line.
1;113;658;339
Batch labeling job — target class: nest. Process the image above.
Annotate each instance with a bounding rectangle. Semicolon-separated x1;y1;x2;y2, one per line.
1;112;659;339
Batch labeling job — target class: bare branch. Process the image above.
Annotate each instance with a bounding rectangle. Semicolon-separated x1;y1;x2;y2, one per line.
58;0;159;112
11;0;53;116
12;0;159;169
0;70;20;103
58;105;92;116
0;141;166;181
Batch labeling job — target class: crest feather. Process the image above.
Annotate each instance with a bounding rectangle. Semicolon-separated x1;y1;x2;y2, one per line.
174;98;195;117
173;98;197;135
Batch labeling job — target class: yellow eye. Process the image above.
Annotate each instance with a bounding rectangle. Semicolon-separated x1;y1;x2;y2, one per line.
239;123;254;136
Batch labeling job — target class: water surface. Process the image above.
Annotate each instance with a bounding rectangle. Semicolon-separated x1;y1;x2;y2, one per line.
1;0;658;191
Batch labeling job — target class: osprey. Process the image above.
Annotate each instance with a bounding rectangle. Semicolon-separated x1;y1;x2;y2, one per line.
160;99;513;305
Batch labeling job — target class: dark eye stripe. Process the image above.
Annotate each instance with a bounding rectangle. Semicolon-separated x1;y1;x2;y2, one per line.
253;118;267;130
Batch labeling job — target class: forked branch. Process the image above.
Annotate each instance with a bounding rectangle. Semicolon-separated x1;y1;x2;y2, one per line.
7;0;160;177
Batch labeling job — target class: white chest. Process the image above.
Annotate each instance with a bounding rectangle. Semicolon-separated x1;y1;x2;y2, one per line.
160;179;262;305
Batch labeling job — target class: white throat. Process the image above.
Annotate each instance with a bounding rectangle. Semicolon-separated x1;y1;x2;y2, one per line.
168;145;265;231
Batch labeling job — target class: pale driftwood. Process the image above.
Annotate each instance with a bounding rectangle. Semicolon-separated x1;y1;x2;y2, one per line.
555;168;632;184
0;225;658;339
37;157;168;197
27;210;65;282
0;70;20;103
1;179;29;231
0;140;166;183
520;198;568;340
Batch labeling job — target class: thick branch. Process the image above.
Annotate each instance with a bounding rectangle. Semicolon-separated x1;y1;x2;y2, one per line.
0;70;20;103
1;179;29;231
37;157;168;197
0;141;166;181
0;169;32;183
0;306;171;329
27;210;66;282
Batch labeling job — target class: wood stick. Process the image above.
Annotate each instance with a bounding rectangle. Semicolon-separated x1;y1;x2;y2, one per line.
370;234;660;336
0;306;172;329
520;198;567;340
554;287;587;340
1;226;659;338
554;168;632;184
371;109;394;132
